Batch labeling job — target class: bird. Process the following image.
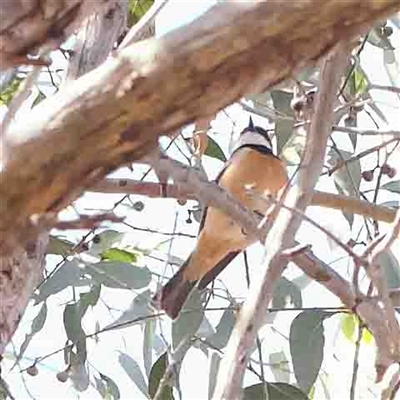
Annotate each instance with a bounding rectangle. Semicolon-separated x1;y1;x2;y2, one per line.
153;117;288;319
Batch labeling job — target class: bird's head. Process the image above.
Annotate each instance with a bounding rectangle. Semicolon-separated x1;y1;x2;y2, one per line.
235;116;273;151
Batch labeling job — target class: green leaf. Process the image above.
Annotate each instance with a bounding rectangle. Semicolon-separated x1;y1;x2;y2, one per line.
269;351;290;383
99;373;121;400
119;353;148;398
84;261;151;289
204;136;226;162
380;200;399;209
32;90;46;107
273;277;302;309
341;313;356;341
349;66;368;96
367;26;395;50
69;352;89;392
271;90;294;155
63;303;87;362
148;352;174;400
35;259;86;304
46;235;74;256
381;180;400;194
13;303;48;369
172;288;204;351
208;307;235;349
377;250;400;289
143;318;156;376
243;382;309;400
88;230;123;257
128;0;154;27
79;285;101;317
0;77;23;105
101;248;138;263
106;290;152;331
208;351;221;400
289;310;332;394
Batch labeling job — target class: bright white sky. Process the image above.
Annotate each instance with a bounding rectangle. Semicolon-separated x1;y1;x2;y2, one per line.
2;1;400;399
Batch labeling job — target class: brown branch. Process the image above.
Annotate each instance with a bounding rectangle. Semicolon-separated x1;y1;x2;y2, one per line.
213;45;351;400
323;138;399;176
0;0;113;70
90;179;398;223
333;126;400;137
2;0;400;255
0;0;128;356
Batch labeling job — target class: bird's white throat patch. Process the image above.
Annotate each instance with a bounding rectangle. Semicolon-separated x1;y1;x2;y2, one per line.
233;131;272;153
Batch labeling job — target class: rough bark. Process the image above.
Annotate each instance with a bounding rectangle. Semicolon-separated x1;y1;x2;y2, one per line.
0;0;113;70
2;0;399;256
0;0;127;355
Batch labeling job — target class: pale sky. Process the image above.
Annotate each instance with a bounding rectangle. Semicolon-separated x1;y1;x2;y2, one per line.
2;1;399;399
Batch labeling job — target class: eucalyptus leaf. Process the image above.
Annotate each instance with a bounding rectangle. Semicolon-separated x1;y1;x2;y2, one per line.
269;351;290;383
381;180;400;194
101;248;139;263
79;285;101;317
341;313;356;342
119;353;148;398
13;303;48;369
84;261;151;289
143;318;156;377
377;250;400;289
35;259;85;304
367;26;394;50
106;290;152;331
63;303;87;362
271;90;294;155
69;352;89;392
243;382;309;400
46;236;74;256
272;277;302;309
208;351;221;400
88;230;123;257
172;288;204;351
148;352;174;400
289;310;332;394
99;373;121;400
205;136;226;162
208;307;235;349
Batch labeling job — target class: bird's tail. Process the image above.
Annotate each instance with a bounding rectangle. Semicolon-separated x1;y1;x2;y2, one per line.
153;258;197;320
153;251;240;320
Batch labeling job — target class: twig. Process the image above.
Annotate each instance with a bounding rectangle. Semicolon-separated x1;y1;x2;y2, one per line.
333;126;400;137
324;138;399;176
54;213;124;230
122;221;196;238
350;320;364;400
91;178;397;223
369;84;400;94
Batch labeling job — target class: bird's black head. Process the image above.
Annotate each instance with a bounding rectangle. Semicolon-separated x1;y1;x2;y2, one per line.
239;116;273;149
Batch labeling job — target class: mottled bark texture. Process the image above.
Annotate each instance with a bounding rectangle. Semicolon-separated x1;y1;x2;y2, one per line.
0;0;113;70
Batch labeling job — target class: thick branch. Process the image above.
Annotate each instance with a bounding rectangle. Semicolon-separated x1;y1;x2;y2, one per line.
2;0;399;254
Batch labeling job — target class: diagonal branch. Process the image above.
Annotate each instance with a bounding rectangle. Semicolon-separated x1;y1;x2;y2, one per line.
2;0;400;255
213;45;351;399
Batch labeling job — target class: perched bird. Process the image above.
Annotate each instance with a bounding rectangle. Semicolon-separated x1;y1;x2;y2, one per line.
153;117;288;319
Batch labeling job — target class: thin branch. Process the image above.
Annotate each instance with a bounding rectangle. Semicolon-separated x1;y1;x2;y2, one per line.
213;45;351;400
90;178;397;223
369;84;400;94
323;137;399;176
333;126;400;137
350;320;363;400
